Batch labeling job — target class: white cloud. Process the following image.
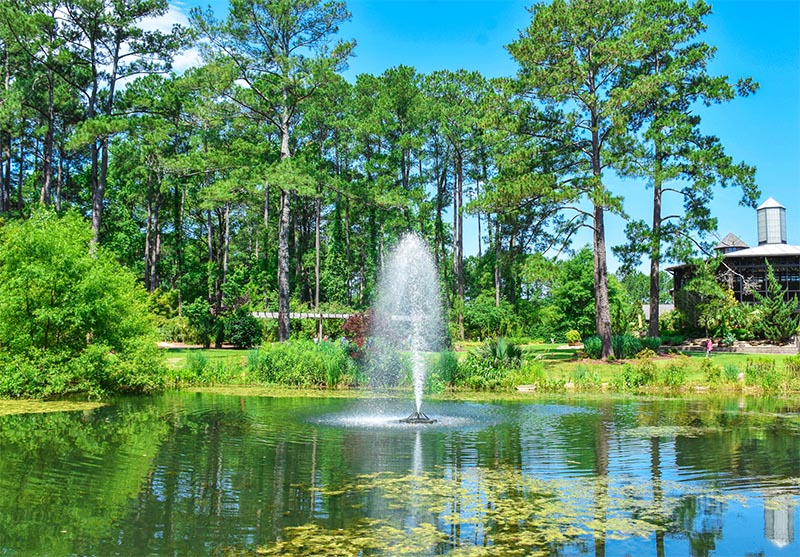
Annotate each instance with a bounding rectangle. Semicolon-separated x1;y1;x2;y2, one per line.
140;3;202;75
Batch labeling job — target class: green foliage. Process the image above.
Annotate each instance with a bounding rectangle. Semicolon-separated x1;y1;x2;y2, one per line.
225;309;262;349
723;364;741;383
701;357;723;384
428;351;459;388
0;210;164;398
674;258;737;335
184;299;217;349
248;340;357;388
658;356;688;388
751;262;800;343
612;335;643;360
744;358;781;391
477;337;522;367
640;337;662;352
565;330;581;345
784;355;800;375
462;295;518;340
582;336;602;359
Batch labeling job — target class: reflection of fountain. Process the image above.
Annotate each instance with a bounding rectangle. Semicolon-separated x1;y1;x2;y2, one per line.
371;234;444;423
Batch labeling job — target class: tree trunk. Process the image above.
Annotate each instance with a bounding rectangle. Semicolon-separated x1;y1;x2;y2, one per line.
40;74;55;205
278;188;292;341
454;150;465;340
648;143;663;338
494;216;501;307
591;120;613;359
277;97;292;341
314;187;322;341
593;203;613;359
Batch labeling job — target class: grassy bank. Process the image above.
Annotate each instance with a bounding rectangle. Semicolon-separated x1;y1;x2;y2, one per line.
163;342;800;395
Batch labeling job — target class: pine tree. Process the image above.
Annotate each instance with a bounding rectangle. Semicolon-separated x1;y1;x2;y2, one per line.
753;262;800;343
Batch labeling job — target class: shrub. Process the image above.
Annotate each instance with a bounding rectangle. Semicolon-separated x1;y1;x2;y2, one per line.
248;340;355;388
784;355;800;374
0;210;164;398
699;357;722;384
582;335;644;360
226;309;262;348
659;356;688;387
583;336;602;359
570;364;601;388
612;335;643;360
723;364;741;383
660;334;686;346
184;299;217;349
720;331;737;347
745;358;781;391
478;337;523;367
565;330;582;345
615;364;647;390
640;336;662;352
429;351;459;388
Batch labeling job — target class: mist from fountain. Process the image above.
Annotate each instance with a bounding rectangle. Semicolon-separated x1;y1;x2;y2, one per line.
371;233;444;421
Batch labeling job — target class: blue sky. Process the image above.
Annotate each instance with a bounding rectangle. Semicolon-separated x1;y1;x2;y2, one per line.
177;0;800;265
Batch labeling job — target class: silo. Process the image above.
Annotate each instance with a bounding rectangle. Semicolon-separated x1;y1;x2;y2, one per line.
757;197;787;245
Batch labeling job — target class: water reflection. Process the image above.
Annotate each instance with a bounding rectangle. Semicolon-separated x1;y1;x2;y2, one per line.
0;393;797;556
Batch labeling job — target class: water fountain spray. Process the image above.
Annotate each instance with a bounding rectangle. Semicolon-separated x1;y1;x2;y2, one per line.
371;234;443;424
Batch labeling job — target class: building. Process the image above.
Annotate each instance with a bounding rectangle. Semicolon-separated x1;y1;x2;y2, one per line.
671;198;800;304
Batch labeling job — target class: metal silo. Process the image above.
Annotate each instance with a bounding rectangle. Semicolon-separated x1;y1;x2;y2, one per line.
757;197;787;245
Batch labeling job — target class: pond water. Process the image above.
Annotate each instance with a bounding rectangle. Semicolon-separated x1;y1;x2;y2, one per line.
0;392;799;556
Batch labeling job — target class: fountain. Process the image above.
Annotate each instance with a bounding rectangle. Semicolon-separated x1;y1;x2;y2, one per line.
370;233;444;424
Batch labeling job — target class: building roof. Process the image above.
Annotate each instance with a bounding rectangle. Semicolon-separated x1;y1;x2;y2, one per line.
757;197;785;210
715;232;749;251
722;243;800;258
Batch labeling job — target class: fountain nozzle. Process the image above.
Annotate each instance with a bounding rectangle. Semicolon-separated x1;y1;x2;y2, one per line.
400;411;436;424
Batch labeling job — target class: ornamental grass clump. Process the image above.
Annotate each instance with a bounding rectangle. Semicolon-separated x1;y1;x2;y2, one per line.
248;340;355;388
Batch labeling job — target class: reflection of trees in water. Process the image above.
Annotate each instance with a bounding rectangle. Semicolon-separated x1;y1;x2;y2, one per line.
2;394;799;556
0;402;169;555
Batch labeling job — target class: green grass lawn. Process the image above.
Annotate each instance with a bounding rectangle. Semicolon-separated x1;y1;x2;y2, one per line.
163;347;250;369
161;342;799;392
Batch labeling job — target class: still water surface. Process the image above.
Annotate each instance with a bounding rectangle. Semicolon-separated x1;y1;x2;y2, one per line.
0;392;798;556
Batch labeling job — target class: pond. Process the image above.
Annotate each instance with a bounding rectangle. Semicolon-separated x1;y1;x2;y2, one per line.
0;392;799;556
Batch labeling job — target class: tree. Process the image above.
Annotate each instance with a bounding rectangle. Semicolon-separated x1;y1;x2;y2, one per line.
752;262;800;343
613;0;758;337
0;210;164;397
508;0;645;359
674;256;735;336
191;0;354;341
62;0;184;243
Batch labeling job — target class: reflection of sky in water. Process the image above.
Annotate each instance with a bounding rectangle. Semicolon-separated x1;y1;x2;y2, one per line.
0;393;798;556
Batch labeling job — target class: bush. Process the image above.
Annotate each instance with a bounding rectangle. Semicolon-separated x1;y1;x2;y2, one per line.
660;334;687;346
429;351;459;388
723;364;741;383
478;337;523;367
184;299;217;349
640;336;662;352
226;309;262;348
248;340;356;388
0;210;164;398
659;356;688;387
745;358;781;391
454;350;508;391
582;335;644;360
565;330;582;345
583;336;602;359
463;295;518;340
784;355;800;375
612;335;643;360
